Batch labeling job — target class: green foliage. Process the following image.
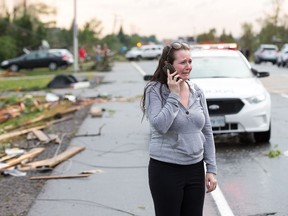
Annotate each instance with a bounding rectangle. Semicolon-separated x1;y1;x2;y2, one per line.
197;28;218;43
0;36;18;62
0;96;19;108
219;30;236;43
0;77;51;92
267;144;281;158
239;23;256;53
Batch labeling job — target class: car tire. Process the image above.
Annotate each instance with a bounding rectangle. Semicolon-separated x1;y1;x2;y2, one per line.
254;124;271;143
9;64;19;72
49;62;58;71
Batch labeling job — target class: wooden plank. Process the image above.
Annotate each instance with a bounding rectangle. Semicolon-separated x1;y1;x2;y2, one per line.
30;174;90;180
0;154;18;163
0;148;45;172
32;129;50;143
0;125;47;142
19;146;85;171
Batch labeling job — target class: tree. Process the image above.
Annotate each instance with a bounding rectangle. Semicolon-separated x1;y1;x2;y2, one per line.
197;28;217;43
78;18;103;51
219;29;235;43
239;23;256;55
255;0;288;46
0;36;17;61
117;25;129;47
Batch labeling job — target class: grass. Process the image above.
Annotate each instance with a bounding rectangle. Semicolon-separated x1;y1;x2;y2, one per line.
0;61;101;92
0;77;51;91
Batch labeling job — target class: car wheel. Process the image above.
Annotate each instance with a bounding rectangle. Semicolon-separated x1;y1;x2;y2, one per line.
254;124;271;143
9;64;19;72
135;56;141;61
49;62;58;71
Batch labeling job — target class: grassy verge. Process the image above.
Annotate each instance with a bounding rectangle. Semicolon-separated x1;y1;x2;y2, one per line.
0;78;51;91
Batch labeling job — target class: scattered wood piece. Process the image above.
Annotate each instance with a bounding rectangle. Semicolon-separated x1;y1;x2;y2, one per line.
30;173;90;180
32;129;50;143
48;134;61;144
0;154;18;163
90;106;103;117
0;148;45;172
0;125;47;142
19;146;85;171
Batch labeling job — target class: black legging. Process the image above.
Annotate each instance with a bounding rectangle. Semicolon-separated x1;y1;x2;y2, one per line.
148;158;205;216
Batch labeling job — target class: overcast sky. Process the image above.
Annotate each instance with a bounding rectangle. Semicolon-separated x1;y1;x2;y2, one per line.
4;0;288;40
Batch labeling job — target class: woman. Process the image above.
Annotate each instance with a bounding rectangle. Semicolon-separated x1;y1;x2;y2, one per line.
141;42;217;216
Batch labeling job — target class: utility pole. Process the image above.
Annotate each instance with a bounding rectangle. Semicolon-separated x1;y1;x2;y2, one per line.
73;0;79;73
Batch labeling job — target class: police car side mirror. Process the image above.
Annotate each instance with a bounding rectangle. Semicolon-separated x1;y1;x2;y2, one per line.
251;68;270;78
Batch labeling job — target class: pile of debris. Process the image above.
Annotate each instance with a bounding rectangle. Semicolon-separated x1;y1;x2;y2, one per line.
0;92;139;179
0;93;98;177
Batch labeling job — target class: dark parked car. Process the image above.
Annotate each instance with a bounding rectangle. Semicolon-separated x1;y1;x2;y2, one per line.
0;49;74;72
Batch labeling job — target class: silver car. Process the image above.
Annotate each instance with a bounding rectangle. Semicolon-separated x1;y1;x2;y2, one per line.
254;44;278;64
276;43;288;67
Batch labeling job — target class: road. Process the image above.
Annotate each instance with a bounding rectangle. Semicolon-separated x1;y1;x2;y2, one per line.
134;60;288;216
25;60;288;216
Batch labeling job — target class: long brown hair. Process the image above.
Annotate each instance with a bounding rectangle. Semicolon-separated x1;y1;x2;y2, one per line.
140;42;190;116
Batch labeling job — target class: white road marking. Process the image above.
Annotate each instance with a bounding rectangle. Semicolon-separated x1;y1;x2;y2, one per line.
211;186;235;216
133;61;235;216
131;62;146;76
281;94;288;99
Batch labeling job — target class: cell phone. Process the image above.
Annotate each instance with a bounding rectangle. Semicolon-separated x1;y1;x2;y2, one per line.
162;63;176;75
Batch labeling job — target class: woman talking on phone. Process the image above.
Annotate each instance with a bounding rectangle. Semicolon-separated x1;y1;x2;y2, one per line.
141;42;217;216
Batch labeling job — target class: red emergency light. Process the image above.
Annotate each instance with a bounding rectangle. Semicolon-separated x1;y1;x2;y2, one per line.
191;43;238;50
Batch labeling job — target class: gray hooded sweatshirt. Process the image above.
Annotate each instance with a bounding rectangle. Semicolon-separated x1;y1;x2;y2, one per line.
145;81;217;174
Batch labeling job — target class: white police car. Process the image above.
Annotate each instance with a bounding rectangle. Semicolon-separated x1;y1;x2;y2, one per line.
190;44;271;143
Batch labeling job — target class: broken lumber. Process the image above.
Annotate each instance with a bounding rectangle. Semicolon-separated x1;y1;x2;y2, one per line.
32;129;50;143
30;173;90;180
0;125;47;142
19;146;85;171
0;148;45;172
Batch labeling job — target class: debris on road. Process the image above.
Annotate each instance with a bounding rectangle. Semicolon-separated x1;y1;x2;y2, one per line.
30;173;90;180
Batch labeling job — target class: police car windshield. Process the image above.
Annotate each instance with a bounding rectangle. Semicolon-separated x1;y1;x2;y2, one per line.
190;56;253;79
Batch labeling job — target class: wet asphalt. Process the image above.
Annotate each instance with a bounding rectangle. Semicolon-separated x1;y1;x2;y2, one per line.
26;62;219;216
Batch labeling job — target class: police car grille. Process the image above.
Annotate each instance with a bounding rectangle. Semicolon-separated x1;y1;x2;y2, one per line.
207;99;244;115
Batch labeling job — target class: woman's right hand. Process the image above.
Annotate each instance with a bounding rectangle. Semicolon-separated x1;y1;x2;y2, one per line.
167;70;182;95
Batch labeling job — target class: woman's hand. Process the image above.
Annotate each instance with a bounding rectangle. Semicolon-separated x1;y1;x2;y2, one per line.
167;70;182;95
206;173;217;193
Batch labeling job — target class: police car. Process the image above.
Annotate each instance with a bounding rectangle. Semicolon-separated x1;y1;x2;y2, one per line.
190;43;271;143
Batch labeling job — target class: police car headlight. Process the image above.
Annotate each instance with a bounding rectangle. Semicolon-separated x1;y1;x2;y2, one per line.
246;93;266;104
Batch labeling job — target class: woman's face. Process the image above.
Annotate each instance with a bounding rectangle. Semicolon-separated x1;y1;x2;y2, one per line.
172;50;192;81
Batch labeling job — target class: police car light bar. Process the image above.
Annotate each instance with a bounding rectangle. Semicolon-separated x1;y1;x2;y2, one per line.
191;43;238;50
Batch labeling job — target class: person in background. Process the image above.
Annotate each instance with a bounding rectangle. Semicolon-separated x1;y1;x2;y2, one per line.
141;42;217;216
101;43;111;71
93;44;102;69
78;46;87;70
